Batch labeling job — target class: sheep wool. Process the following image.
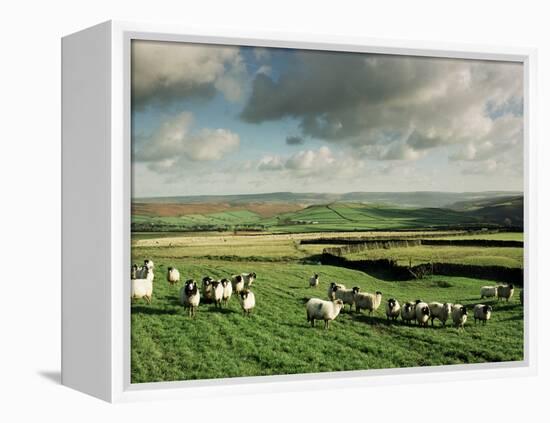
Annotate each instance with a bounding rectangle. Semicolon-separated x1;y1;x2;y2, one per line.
327;282;346;300
401;302;416;324
473;304;492;324
309;274;319;288
385;298;401;321
497;284;515;302
180;279;200;317
239;290;256;316
415;301;431;327
480;286;498;299
428;302;452;327
355;291;382;315
334;286;360;311
451;304;468;328
306;298;344;329
211;280;224;308
166;267;180;286
221;278;233;306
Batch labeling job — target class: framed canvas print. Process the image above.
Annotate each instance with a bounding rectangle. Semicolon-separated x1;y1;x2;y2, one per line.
61;21;537;402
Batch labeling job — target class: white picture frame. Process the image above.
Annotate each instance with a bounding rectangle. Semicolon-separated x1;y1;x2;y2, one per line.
61;20;537;403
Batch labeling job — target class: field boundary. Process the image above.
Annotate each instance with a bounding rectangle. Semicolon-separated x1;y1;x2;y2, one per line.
319;253;523;285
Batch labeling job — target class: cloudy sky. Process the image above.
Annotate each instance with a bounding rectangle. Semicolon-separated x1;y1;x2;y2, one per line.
131;40;524;198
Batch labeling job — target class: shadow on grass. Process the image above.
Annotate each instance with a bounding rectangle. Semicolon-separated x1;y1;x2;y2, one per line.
131;305;179;315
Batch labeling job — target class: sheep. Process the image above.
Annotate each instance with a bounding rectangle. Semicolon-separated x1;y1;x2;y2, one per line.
385;298;401;321
221;278;232;306
497;284;515;302
231;274;245;294
480;286;498;299
202;276;214;303
355;291;382;315
306;298;344;329
309;274;319;288
131;266;154;304
520;289;524;306
136;259;154;279
327;282;346;300
473;304;492;324
180;279;200;317
428;302;452;327
211;280;224;308
131;264;138;280
239;289;256;316
166;267;180;286
242;272;257;288
415;301;431;327
401;301;416;324
451;304;468;329
333;286;360;311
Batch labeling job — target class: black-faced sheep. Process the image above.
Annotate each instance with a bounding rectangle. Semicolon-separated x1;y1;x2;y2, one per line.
242;272;257;288
401;301;416;324
202;276;214;303
428;302;452;327
231;274;245;295
473;304;492;324
180;279;200;317
327;282;346;300
221;278;232;306
451;304;468;329
415;301;430;327
355;291;382;315
385;298;401;321
239;289;256;316
309;274;319;288
131;264;138;280
211;280;224;308
497;284;514;302
306;298;344;329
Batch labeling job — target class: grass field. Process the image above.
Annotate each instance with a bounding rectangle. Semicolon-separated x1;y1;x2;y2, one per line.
131;230;524;383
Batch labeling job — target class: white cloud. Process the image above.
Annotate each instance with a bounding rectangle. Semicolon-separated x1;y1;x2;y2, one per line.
132;40;246;108
133;112;240;172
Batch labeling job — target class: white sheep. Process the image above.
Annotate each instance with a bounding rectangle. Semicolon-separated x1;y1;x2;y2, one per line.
242;272;257;288
239;289;256;316
309;274;319;288
180;279;200;317
451;304;468;329
211;280;224;308
428;302;452;327
306;298;344;329
497;284;515;302
231;274;245;294
166;267;180;286
221;278;233;306
473;304;492;324
401;301;416;324
415;301;431;327
480;285;498;299
202;276;214;303
333;286;360;311
355;291;383;315
327;282;346;300
131;266;154;304
385;298;401;321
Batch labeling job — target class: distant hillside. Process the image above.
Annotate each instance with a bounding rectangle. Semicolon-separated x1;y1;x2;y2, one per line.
135;191;522;209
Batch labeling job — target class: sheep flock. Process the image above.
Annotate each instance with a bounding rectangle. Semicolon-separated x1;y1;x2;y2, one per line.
131;262;521;331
